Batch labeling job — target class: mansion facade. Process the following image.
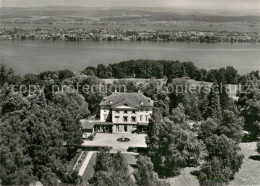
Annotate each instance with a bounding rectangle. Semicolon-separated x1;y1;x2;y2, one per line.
81;92;154;134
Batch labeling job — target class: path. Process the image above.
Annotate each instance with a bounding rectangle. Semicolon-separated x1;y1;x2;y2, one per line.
78;151;94;176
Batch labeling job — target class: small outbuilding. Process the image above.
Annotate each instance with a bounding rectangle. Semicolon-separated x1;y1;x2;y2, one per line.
80;119;94;138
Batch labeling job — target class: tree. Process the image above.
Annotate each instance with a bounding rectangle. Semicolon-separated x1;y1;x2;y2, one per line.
0;117;36;185
237;73;260;140
79;75;106;115
22;73;39;85
170;104;186;124
84;66;97;76
52;87;90;146
197;111;243;143
0;79;88;185
197;118;219;141
0;64;20;86
216;110;244;143
208;83;222;119
199;135;243;185
224;66;238;84
58;69;74;81
1;92;29;115
168;79;202;121
198;85;210;119
97;64;107;78
134;156;169;186
219;82;230;110
146;109;205;177
20;104;67;185
182;62;199;80
257;142;260;154
90;151;133;186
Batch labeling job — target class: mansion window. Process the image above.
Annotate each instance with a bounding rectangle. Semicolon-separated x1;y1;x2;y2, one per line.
131;117;136;122
115;116;119;122
115;110;120;114
146;115;148;122
140;115;143;121
132;110;136;114
123;116;128;122
104;114;107;120
124;110;128;114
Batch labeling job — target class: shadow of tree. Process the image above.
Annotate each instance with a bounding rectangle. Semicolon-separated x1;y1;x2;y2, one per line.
190;170;200;177
249;155;260;161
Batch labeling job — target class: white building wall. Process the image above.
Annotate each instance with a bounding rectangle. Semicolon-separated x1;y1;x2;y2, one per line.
112;110;138;124
112;106;153;124
100;106;109;122
100;104;153;133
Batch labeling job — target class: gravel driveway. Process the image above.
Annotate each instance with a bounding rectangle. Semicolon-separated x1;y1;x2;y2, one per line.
82;133;147;152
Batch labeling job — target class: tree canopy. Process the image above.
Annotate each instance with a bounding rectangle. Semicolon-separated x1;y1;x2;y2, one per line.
84;60;241;84
90;151;133;186
0;69;89;185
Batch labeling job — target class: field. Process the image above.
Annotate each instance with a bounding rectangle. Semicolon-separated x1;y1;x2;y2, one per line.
1;7;260;32
103;78;239;99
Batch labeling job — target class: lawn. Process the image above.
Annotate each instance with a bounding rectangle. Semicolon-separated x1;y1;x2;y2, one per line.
81;152;97;185
167;167;200;186
229;142;260;185
166;142;260;186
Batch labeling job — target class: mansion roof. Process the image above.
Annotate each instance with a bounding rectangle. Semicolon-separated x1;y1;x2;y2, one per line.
100;92;154;108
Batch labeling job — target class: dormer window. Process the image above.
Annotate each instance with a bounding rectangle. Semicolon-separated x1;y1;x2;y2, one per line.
124;103;128;106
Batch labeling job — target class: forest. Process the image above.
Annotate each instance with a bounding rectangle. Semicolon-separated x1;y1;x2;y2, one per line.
0;61;259;185
84;60;242;84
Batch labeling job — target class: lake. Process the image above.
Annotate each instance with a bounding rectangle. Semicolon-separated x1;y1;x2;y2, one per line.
0;40;259;75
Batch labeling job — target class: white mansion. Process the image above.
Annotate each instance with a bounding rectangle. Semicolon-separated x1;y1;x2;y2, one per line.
81;92;154;134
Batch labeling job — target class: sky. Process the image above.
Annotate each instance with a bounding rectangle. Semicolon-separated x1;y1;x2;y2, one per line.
1;0;260;15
